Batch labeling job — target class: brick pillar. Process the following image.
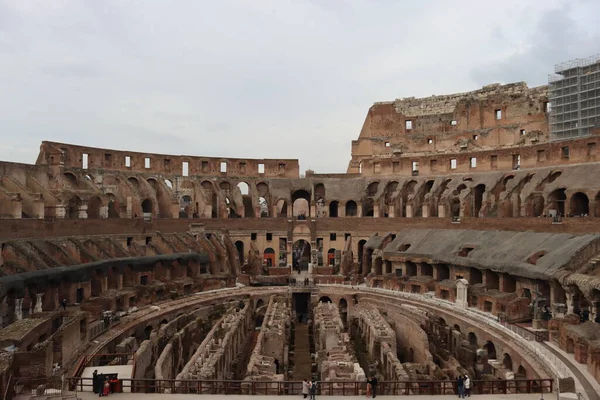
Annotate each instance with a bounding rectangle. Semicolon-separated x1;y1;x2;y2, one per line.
422;204;430;218
373;204;380;218
438;204;446;218
357;204;363;217
406;204;413;218
388;206;395;218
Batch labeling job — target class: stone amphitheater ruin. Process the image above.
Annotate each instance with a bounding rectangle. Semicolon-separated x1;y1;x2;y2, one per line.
1;77;600;399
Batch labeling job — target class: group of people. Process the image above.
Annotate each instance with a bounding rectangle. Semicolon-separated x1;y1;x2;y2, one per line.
456;375;471;398
92;370;114;397
302;379;318;400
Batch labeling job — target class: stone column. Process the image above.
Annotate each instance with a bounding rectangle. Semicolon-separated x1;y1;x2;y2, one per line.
78;202;88;219
15;298;23;321
34;293;44;314
406;204;413;218
388;205;395;218
126;196;133;218
286;241;293;267
438;204;446;218
456;279;469;308
565;292;574;315
422;204;430;218
373;204;380;218
357;204;363;217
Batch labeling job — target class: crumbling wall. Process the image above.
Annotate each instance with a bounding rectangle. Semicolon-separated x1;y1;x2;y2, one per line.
245;295;289;381
313;302;365;382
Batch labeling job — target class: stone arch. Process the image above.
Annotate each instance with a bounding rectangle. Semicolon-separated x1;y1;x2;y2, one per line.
164;179;174;189
357;239;367;272
201;180;213;190
107;194;120;219
292;190;311;218
366;182;379;196
235;241;244;264
127;176;140;188
548;188;566;216
473;184;485;217
570;192;589;216
237;182;250;195
329;201;339;218
263;248;275;267
483;340;497;359
502;353;513;370
147;178;172;218
63;172;77;185
362;198;374;217
314;183;326;202
327;248;336;266
566;337;575;353
450;198;461;218
87;196;103;219
276;198;288;217
143;325;153;340
345;200;357;217
141;199;153;214
179;195;193;218
219;181;231;191
318;296;332;303
292;239;311;271
66;196;81;219
468;332;478;346
256;298;265;309
339;298;348;313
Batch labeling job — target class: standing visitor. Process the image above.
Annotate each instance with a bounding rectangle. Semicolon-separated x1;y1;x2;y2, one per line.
456;375;464;398
302;378;309;399
370;375;378;398
464;375;471;397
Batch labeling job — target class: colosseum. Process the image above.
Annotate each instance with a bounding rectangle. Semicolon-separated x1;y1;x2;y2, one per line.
1;64;600;400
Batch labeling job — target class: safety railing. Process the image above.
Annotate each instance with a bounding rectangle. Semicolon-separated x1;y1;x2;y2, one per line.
67;377;553;396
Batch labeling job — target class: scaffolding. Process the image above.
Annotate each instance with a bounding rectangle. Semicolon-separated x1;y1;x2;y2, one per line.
549;54;600;140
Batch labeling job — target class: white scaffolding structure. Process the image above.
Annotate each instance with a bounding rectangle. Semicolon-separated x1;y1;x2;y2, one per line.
549;54;600;140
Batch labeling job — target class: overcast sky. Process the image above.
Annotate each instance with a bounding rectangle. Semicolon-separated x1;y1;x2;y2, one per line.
0;0;599;173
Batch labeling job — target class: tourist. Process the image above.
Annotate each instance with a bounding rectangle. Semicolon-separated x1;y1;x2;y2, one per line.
365;379;372;398
456;375;464;398
92;370;98;394
309;380;317;400
464;375;471;397
61;298;67;311
302;378;309;398
370;375;378;398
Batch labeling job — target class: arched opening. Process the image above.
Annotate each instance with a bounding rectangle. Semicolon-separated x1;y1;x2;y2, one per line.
450;198;461;218
548;188;567;216
225;197;239;218
147;178;172;218
143;326;153;340
453;324;461;332
502;353;513;370
468;332;478;346
357;240;366;273
256;299;265;309
292;190;310;218
66;196;82;219
219;181;231;191
329;201;339;218
405;261;417;276
483;340;497;359
235;241;244;265
292;240;311;271
263;248;275;267
473;184;485;217
237;182;249;195
566;338;575;353
179;195;193;218
243;196;255;218
211;193;218;218
366;182;379;196
345;200;358;217
318;296;332;303
529;193;545;217
259;197;269;217
314;183;325;203
87;196;102;219
164;179;173;189
570;192;589;216
339;298;348;313
362;198;374;217
141;199;153;214
276;199;288;217
64;172;77;185
107;195;120;219
327;248;336;266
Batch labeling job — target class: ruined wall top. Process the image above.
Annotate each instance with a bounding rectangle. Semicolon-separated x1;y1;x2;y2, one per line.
36;141;300;178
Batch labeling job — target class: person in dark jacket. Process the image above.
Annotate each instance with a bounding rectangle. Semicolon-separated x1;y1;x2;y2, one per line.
92;370;98;393
370;375;378;398
456;375;464;398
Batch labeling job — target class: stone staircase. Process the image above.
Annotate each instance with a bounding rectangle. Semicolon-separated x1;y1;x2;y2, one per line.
292;323;312;380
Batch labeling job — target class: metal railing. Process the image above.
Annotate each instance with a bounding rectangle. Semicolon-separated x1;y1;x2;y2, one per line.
67;377;553;396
